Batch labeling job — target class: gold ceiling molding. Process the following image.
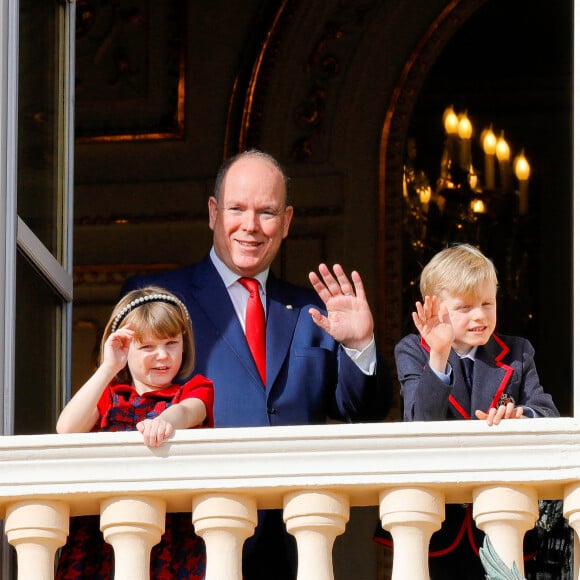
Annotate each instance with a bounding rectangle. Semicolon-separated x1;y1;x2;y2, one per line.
233;0;383;160
74;263;180;287
75;0;185;143
74;210;208;227
288;0;383;162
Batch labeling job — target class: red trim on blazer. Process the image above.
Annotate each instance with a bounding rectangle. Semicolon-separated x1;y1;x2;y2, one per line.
420;334;513;419
373;501;481;558
429;508;472;557
373;533;393;548
449;395;471;419
487;334;514;410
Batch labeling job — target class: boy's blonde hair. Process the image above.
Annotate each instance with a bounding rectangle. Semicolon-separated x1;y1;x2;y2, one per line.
420;244;498;299
102;286;195;385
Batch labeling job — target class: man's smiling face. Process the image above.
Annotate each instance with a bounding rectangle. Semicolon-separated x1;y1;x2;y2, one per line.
208;155;293;277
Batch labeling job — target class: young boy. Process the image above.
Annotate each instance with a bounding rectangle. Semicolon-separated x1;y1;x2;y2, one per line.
400;243;557;425
375;243;561;579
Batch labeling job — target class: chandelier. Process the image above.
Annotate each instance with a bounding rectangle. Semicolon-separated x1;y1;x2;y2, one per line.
402;105;533;325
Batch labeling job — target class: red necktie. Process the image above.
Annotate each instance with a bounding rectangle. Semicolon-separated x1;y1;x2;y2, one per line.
238;278;266;384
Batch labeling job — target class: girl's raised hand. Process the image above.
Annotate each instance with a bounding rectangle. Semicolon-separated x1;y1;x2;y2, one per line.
102;325;135;373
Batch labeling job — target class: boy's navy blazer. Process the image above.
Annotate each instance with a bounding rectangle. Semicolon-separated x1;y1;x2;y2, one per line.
122;254;390;427
396;332;558;421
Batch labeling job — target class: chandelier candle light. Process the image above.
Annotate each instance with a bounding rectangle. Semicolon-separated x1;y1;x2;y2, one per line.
439;105;530;216
481;127;497;191
402;105;535;328
514;151;530;216
495;131;512;195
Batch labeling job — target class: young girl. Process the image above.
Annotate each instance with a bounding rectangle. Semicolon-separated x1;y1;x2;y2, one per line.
56;286;214;579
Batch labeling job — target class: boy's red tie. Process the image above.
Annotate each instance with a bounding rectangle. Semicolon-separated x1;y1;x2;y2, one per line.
239;277;266;384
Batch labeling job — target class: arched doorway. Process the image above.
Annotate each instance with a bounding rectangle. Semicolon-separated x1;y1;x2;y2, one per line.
379;0;573;416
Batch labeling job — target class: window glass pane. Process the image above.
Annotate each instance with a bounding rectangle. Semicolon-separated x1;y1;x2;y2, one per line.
17;0;60;256
14;252;61;435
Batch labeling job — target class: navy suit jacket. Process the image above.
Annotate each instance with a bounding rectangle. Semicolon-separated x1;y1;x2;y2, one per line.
396;332;558;421
122;254;391;427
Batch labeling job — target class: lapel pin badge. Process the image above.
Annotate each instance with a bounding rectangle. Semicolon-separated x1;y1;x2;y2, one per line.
496;393;516;408
286;304;293;310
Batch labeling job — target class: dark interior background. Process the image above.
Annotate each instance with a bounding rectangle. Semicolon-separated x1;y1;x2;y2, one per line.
70;1;573;577
404;0;572;414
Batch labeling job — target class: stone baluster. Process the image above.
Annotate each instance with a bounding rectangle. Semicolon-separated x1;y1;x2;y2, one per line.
192;493;257;580
379;487;445;580
283;490;349;580
100;496;165;580
5;499;69;580
563;483;580;580
472;485;538;575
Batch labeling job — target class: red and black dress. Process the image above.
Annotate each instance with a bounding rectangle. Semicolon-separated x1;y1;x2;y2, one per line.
56;375;214;580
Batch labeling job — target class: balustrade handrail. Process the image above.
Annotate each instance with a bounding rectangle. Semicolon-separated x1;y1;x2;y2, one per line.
0;417;577;513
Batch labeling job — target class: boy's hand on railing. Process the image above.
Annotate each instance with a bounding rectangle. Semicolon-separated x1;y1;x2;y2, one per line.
475;403;525;426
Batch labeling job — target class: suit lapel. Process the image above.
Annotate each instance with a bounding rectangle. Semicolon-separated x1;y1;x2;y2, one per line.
265;275;300;390
439;334;514;419
190;257;264;386
474;335;514;411
420;339;471;419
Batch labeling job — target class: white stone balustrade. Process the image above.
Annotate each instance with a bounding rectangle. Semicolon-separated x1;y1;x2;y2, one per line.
4;500;69;580
0;418;578;579
284;490;349;580
100;496;166;580
473;485;538;575
192;493;257;580
379;487;445;580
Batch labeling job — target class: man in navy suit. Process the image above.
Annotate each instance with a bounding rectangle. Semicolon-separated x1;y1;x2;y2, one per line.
122;149;392;579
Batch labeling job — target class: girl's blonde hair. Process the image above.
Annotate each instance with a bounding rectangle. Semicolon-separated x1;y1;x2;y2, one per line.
102;286;195;385
420;244;498;299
